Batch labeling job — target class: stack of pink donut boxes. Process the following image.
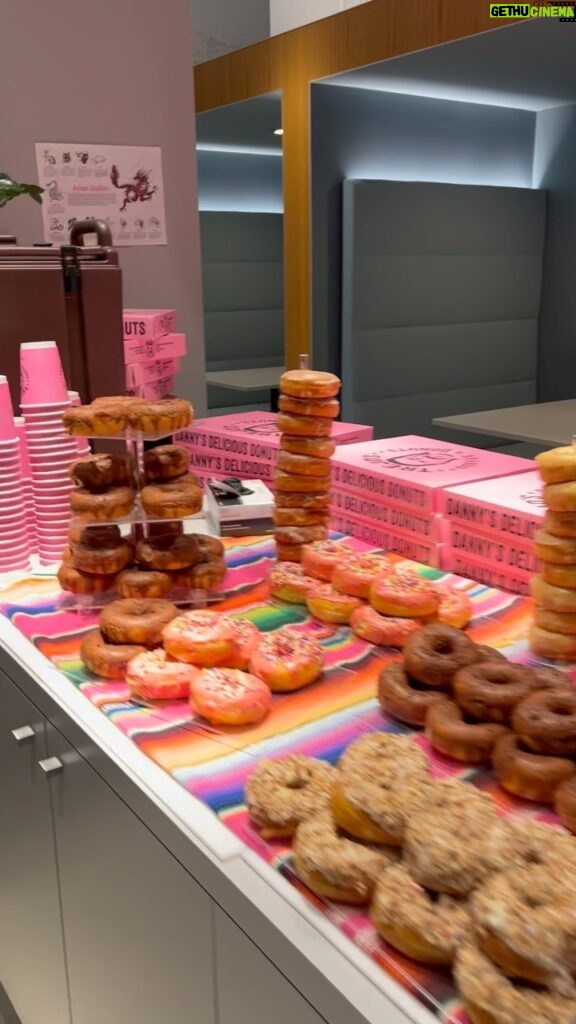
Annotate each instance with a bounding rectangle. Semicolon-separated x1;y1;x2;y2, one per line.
123;309;185;400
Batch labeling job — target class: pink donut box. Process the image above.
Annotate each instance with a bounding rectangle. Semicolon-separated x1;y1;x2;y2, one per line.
439;469;544;546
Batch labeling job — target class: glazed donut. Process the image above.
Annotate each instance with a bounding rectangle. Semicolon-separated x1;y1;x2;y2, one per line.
273;507;329;528
403;781;514;896
249;629;323;691
531;665;573;690
127;398;193;434
475;645;506;662
72;538;133;576
452;662;539;724
512;688;576;757
226;617;261;671
190;668;271;726
377;662;446;726
492;731;575;802
68;522;122;547
536;445;576;484
141;475;203;519
280;436;336;459
269;563;315;604
57;560;115;595
245;755;337;839
162;610;236;666
556;777;576;835
293;811;387;905
369;571;439;618
470;865;576;996
63;404;127;436
332;553;394;599
544;510;576;538
275;543;303;563
278;394;340;419
454;942;576;1024
301;540;352;581
436;587;473;629
136;534;199;571
274;525;328;546
116;570;172;599
126;649;199;701
332;733;430;845
275;491;330;511
543;480;576;512
100;598;178;645
276;451;331;477
426;698;508;763
351;606;421;648
542;562;576;588
531;574;576;612
80;629;146;679
173;560;226;590
534;528;576;564
279;369;340;400
69;453;132;490
534;607;576;634
306;583;362;625
196;535;225;562
143;445;190;482
69;485;135;520
530;625;576;660
371;865;470;966
404;623;478;687
274;472;331;493
276;413;333;438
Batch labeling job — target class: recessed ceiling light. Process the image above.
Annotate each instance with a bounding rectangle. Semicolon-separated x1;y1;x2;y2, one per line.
273;128;284;136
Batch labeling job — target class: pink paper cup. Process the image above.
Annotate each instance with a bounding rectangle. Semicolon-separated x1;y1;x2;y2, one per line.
20;342;68;406
29;453;76;468
0;557;31;574
0;377;17;442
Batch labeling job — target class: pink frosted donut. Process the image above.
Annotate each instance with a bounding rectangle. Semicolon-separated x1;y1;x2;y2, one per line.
226;617;261;670
126;649;199;701
301;540;353;582
190;668;271;726
162;610;236;666
436;588;473;630
350;605;422;648
332;553;394;599
250;628;324;692
269;563;315;604
306;582;362;625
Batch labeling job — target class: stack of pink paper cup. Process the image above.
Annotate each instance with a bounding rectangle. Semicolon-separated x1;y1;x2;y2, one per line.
14;417;36;552
20;342;76;566
0;377;31;574
68;391;91;457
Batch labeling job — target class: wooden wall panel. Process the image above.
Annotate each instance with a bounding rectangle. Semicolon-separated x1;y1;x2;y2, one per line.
195;0;515;367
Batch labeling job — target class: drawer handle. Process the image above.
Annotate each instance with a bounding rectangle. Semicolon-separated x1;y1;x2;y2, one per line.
38;757;64;776
11;725;36;744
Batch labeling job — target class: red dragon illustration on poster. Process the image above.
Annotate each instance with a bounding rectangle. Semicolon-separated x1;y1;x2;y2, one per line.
110;165;157;211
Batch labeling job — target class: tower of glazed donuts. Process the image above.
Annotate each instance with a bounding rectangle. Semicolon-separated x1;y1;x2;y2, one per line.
273;367;342;562
531;443;576;661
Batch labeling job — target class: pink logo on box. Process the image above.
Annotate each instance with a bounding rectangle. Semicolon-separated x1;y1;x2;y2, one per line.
363;446;478;474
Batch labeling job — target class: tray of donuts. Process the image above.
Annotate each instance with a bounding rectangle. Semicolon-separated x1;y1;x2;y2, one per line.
273;369;342;563
62;395;193;439
244;736;576;1024
269;538;474;640
531;444;576;663
377;619;576;835
81;606;328;723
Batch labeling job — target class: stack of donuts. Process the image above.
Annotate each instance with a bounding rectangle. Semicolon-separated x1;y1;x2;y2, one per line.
269;538;473;644
531;445;576;661
274;369;341;562
245;735;576;1024
140;444;203;519
62;395;193;437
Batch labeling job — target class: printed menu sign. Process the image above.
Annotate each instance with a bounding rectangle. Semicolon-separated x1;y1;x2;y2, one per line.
34;143;167;246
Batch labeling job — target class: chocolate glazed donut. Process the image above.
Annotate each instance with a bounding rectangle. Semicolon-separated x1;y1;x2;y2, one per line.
453;663;539;725
404;624;478;687
512;689;576;757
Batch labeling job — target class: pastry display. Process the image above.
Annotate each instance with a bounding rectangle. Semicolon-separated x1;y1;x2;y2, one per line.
100;598;178;645
273;370;341;561
57;556;116;596
69;453;133;490
116;569;172;599
80;629;146;679
69;484;136;520
452;661;538;724
136;534;199;571
292;810;387;905
331;553;394;599
62;396;193;437
369;571;439;618
377;661;446;727
190;667;272;726
71;537;133;576
143;444;190;482
492;732;575;803
426;698;508;763
269;563;316;603
249;629;323;691
350;606;421;647
403;623;478;687
227;617;261;671
140;474;203;519
301;539;352;581
127;649;200;701
245;755;337;839
162;609;236;666
306;582;362;625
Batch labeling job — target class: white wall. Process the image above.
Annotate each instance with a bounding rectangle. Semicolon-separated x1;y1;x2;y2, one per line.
270;0;369;35
192;0;270;62
0;0;207;415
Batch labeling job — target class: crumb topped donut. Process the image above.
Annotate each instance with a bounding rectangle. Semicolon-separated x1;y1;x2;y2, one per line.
245;755;337;839
293;811;388;905
404;623;478;687
371;864;470;966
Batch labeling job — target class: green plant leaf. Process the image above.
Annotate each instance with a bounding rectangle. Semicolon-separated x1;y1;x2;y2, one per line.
0;173;44;208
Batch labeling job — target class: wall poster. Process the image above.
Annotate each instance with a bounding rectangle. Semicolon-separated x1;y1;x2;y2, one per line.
34;143;167;246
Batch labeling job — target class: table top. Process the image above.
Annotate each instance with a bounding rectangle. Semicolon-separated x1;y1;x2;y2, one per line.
434;398;576;447
206;366;284;391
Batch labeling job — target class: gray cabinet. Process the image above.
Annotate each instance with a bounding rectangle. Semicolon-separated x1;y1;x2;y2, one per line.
46;724;216;1024
0;669;70;1024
